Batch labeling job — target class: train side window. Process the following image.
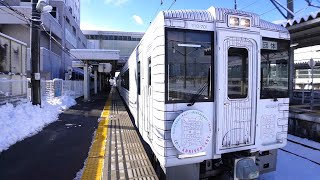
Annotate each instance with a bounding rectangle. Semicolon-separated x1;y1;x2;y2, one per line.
148;57;151;86
260;39;289;99
121;69;129;90
227;48;248;99
138;61;141;95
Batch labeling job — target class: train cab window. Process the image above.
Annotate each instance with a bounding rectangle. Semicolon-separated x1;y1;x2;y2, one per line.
166;29;213;103
228;48;248;99
260;39;289;99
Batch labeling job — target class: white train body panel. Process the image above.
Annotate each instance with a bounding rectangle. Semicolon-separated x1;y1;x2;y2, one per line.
117;7;290;169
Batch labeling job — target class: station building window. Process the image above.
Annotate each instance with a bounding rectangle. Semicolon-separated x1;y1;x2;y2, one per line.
165;28;213;103
85;35;142;42
260;38;289;99
50;7;57;18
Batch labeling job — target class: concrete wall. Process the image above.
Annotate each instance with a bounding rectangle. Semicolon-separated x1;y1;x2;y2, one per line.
27;47;62;80
289;117;320;143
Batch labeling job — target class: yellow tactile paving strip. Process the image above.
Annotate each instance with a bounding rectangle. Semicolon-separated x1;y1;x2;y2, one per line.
81;96;111;180
102;90;158;180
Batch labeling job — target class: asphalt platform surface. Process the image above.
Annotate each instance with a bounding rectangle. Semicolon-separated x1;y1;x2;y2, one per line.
0;89;110;180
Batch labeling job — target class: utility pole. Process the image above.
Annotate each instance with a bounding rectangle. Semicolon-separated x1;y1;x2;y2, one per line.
287;0;294;20
287;0;294;102
234;0;237;10
31;0;41;105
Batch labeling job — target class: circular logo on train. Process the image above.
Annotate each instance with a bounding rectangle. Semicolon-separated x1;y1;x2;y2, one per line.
171;110;212;155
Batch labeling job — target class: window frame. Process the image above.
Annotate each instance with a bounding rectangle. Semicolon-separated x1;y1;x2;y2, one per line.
137;61;141;95
260;37;290;99
227;47;249;100
164;27;215;104
121;69;130;90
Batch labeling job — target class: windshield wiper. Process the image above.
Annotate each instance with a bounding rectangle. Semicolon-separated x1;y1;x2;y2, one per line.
187;82;208;106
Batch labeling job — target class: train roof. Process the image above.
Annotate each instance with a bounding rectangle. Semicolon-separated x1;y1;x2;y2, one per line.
161;7;288;33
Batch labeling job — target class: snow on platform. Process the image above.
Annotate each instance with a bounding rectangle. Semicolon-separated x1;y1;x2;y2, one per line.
0;96;76;153
260;135;320;180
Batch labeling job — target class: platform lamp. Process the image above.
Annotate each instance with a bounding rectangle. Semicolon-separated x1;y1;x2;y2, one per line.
30;0;52;105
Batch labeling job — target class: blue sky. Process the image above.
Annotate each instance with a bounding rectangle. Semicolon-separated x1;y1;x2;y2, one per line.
80;0;320;32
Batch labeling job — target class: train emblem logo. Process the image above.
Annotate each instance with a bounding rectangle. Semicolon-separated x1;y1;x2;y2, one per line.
171;110;212;155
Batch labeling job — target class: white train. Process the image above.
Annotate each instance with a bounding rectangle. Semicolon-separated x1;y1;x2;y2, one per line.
117;7;290;180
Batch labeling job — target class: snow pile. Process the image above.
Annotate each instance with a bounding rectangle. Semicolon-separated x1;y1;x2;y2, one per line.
0;96;76;153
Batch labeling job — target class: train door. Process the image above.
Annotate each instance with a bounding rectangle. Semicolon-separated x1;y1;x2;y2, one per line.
137;60;141;129
146;57;153;140
216;31;258;153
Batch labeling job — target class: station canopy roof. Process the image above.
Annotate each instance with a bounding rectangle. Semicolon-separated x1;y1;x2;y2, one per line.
70;49;120;61
281;11;320;49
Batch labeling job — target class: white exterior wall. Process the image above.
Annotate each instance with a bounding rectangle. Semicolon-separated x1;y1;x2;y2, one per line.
65;0;80;25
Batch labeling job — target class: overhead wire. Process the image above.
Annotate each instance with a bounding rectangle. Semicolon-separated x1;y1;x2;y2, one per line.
40;23;81;61
0;7;31;25
0;2;81;61
239;0;263;10
167;0;176;10
0;1;32;23
259;0;293;16
149;0;163;24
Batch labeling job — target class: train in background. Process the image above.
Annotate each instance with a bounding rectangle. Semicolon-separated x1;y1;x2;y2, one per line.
117;7;290;180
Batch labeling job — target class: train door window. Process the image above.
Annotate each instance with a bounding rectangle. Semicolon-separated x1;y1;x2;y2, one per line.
148;57;151;86
227;48;248;99
138;61;141;95
260;39;289;99
166;28;213;103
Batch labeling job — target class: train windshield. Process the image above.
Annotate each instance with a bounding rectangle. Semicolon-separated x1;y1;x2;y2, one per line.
166;29;213;103
260;39;289;99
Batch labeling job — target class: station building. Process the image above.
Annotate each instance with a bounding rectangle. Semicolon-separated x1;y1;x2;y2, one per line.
83;30;144;70
0;0;86;80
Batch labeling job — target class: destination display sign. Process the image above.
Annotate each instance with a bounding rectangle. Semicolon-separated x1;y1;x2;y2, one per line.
262;40;278;50
171;110;212;155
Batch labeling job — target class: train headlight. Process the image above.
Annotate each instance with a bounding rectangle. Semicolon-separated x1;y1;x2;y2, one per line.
240;18;250;27
229;16;251;28
229;16;239;26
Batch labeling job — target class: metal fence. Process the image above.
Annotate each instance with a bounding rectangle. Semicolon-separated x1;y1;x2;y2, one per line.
0;78;83;105
41;79;84;102
0;76;28;104
62;80;84;98
292;83;320;106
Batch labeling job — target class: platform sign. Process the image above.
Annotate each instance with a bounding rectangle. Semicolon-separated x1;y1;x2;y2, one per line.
308;58;315;68
171;110;212;155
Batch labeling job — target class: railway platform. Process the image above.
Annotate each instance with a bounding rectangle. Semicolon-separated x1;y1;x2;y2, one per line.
81;88;158;180
0;89;110;180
